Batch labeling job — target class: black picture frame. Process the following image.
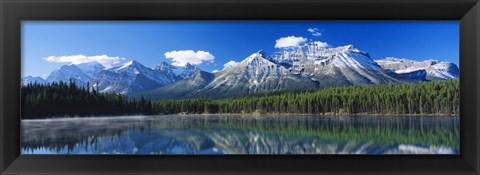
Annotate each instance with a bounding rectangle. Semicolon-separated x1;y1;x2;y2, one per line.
1;0;479;174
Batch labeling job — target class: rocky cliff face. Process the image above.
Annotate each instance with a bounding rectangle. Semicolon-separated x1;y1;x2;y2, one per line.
375;57;459;80
270;44;403;87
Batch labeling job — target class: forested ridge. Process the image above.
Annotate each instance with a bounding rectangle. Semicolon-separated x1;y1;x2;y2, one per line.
154;79;459;115
21;80;155;119
21;79;459;119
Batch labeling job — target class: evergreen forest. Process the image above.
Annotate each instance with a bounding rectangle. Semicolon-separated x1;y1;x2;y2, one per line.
21;79;459;119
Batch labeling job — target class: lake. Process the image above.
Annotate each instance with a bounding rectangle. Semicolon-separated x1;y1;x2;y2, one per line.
21;115;459;154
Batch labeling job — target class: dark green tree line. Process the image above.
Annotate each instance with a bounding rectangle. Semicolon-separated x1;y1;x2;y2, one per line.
153;79;459;115
22;79;459;118
21;80;155;119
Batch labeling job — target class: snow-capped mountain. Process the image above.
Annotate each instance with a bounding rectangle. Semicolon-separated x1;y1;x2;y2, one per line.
45;63;98;87
393;69;428;81
175;63;201;79
375;57;459;80
21;61;106;87
22;62;105;86
22;76;47;85
199;51;319;96
139;51;320;99
23;42;459;99
93;60;185;95
22;60;200;95
269;43;405;87
75;61;105;77
138;70;216;99
153;61;183;82
154;62;200;80
141;43;457;100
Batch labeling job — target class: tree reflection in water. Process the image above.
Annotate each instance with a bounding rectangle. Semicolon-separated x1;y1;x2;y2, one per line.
21;115;459;154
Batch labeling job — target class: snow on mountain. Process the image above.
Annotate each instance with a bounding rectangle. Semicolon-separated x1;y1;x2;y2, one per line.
172;63;200;79
22;76;47;85
393;69;428;81
155;61;177;73
270;43;402;86
45;64;93;86
375;57;459;80
142;50;319;99
137;70;215;99
28;60;201;95
23;42;457;99
93;60;183;95
154;61;183;82
199;50;319;97
35;61;106;87
142;43;458;100
154;61;200;80
75;61;105;77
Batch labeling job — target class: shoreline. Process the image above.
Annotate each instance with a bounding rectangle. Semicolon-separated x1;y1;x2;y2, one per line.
22;113;460;120
178;113;459;117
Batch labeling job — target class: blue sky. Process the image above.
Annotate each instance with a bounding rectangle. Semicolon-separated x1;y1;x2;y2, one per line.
22;21;459;78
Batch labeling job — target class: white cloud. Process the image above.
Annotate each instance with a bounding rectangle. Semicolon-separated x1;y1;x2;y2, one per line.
223;60;239;70
43;54;122;68
311;41;329;48
275;36;308;49
307;28;317;33
164;50;214;67
212;69;219;73
307;28;322;37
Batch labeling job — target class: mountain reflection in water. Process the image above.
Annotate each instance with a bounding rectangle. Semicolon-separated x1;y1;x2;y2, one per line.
21;115;459;154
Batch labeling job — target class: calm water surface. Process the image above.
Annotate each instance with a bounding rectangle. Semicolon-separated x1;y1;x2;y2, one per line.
21;115;459;154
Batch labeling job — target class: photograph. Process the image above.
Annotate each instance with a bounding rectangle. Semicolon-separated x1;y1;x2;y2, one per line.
20;21;459;155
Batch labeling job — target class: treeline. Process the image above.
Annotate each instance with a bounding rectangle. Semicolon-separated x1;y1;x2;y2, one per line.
21;81;155;119
22;79;459;118
154;79;459;115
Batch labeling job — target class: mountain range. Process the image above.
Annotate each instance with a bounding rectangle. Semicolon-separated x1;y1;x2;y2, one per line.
23;42;459;99
23;60;199;95
374;57;459;80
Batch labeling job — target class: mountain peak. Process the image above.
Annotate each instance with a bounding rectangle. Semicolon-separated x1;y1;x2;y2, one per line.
46;64;91;86
76;61;105;69
256;50;267;58
155;61;175;71
174;63;200;79
76;61;103;67
337;44;360;52
122;60;135;66
22;76;47;85
243;50;269;63
118;60;143;70
128;60;142;65
75;61;106;77
181;62;199;71
375;57;459;80
57;64;82;71
241;50;267;61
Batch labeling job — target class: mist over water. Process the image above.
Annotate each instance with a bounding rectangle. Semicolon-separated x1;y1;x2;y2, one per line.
21;115;459;154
